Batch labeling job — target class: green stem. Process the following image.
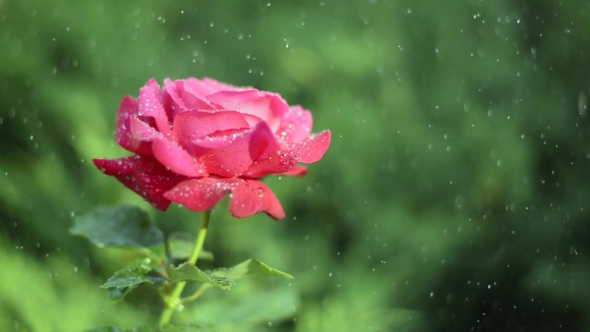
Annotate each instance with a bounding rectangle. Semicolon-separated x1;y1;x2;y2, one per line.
158;210;211;328
180;284;211;304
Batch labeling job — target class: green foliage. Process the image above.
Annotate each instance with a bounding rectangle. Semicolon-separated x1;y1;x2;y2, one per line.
102;258;167;303
0;242;146;331
214;259;294;280
71;205;165;248
160;324;216;332
87;327;154;332
168;264;232;290
186;284;298;329
168;259;293;290
102;259;167;289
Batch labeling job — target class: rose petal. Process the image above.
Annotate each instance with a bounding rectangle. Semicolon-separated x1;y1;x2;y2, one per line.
181;78;226;109
138;79;171;136
152;139;208;177
227;179;261;218
276;106;313;144
280;165;308;177
116;96;153;156
244;149;298;178
178;78;238;98
164;78;189;116
200;77;240;94
297;130;331;164
192;122;280;177
245;180;285;220
172;111;251;150
207;90;289;132
129;116;162;141
93;156;184;210
244;130;330;177
163;178;228;212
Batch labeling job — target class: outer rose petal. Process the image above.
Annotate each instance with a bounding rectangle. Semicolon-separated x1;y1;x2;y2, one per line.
182;78;238;104
297;130;331;164
152;139;208;177
244;130;331;177
246;180;285;220
207;90;289;132
116;96;153;156
244;149;298;178
93;156;185;210
163;178;227;212
280;166;308;177
276;106;313;145
138;79;171;136
193;77;240;95
164;178;284;219
227;179;261;218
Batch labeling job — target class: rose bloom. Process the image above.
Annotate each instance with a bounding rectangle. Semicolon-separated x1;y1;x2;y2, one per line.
93;78;330;220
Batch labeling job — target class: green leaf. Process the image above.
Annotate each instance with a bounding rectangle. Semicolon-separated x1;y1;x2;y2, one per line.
102;258;167;289
85;326;153;332
106;285;138;304
168;260;292;291
101;259;167;303
188;286;298;327
168;263;233;289
167;231;214;261
213;259;294;280
71;205;164;248
161;323;216;332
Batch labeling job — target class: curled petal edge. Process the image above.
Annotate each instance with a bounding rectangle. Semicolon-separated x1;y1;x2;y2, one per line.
163;177;285;220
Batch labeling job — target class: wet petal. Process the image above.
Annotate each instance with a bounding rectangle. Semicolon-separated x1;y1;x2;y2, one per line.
163;178;228;212
276;106;313;144
192;122;280;177
245;180;285;220
93;156;184;210
181;78;227;109
138;79;171;135
129;116;162;141
297;130;331;164
207;90;289;132
227;179;261;218
244;149;298;178
244;130;330;177
194;77;240;95
280;165;308;177
152;139;208;177
173;78;233;100
164;78;189;116
172;111;250;150
116;96;153;156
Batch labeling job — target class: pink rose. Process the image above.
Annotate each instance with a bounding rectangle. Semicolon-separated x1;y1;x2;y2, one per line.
93;78;331;220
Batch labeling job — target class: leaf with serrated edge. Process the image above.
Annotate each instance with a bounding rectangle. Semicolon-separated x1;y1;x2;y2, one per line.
213;259;294;280
168;263;232;289
71;205;164;248
101;258;168;289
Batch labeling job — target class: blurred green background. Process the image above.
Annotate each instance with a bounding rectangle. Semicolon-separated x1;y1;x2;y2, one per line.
2;0;590;331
